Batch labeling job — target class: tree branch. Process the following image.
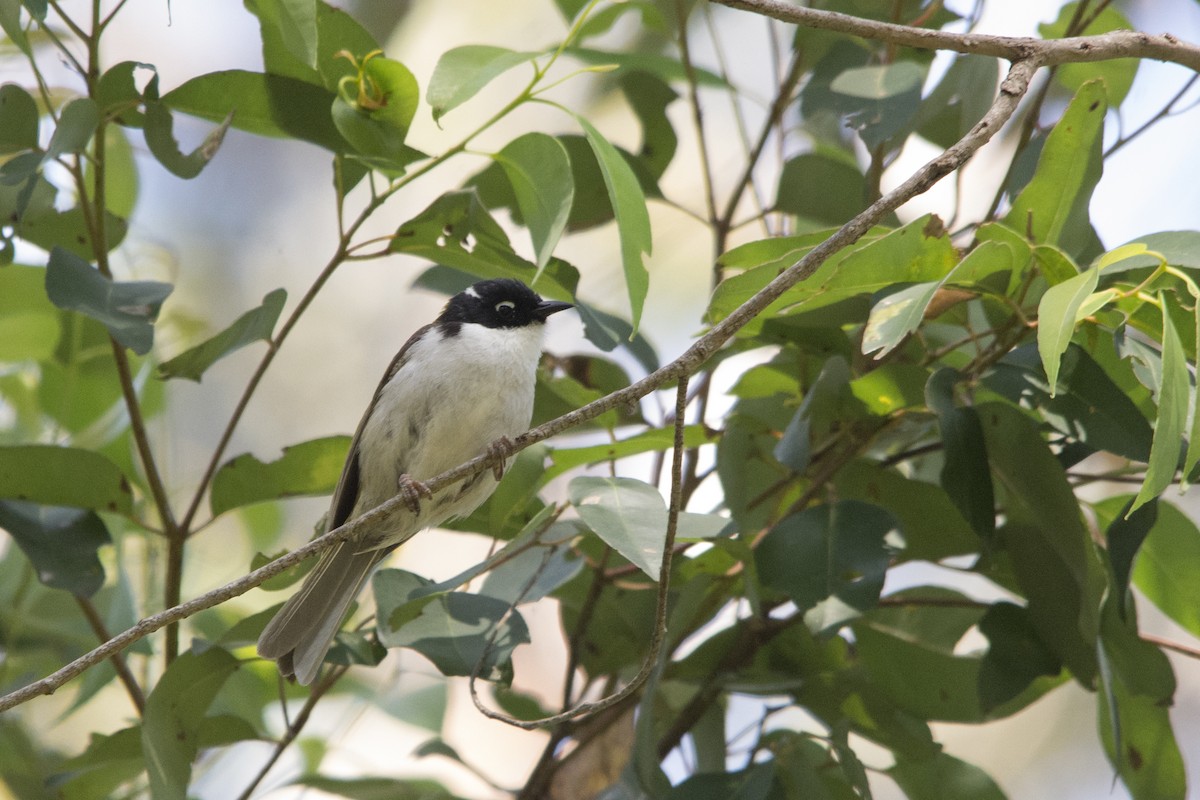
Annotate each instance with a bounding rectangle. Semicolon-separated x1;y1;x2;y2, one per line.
709;0;1200;71
0;54;1038;715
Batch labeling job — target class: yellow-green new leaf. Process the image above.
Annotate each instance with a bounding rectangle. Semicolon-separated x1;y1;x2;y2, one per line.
1130;295;1189;513
1036;266;1098;396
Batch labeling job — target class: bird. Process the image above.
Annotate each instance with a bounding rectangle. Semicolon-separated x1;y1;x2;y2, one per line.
257;278;573;685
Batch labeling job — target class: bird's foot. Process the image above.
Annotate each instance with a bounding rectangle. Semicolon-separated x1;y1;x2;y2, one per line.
486;436;515;481
398;474;433;513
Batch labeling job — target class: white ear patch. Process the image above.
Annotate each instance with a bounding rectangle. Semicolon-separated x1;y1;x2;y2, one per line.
464;286;481;299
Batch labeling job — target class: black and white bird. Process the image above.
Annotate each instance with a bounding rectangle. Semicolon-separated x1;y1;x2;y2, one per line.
257;278;572;685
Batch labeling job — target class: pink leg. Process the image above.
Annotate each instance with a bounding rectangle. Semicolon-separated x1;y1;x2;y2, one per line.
398;474;433;513
486;436;515;481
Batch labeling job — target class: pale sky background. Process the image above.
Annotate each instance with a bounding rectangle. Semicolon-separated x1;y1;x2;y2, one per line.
6;1;1200;798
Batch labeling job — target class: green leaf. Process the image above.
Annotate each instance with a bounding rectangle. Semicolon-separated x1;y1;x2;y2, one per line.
980;402;1103;682
926;369;994;540
833;459;978;562
427;45;539;123
209;435;350;517
568;476;666;579
331;55;419;170
0;83;38;153
44;98;98;160
1132;500;1200;638
157;288;286;381
0;501;110;596
163;70;348;151
756;500;897;634
1039;3;1139;105
390;191;578;302
0;263;60;361
373;570;530;679
492;133;573;271
1130;297;1188;513
573;115;652;334
0;1;31;56
1036;265;1098;395
986;343;1153;463
1005;80;1106;255
775;149;867;227
143;100;231;179
977;602;1061;712
665;763;776;800
547;424;712;480
830;60;925;149
44;246;172;355
1102;496;1157;618
619;70;678;179
18;207;128;258
862;280;942;358
914;54;1001;149
142;646;239;800
889;751;1008;800
258;0;318;68
0;445;132;513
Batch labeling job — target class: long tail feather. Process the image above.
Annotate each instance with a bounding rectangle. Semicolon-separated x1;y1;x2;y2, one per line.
257;542;385;685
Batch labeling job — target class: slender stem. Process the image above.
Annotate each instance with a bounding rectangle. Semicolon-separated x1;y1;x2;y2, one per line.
234;666;347;800
673;0;718;228
74;595;145;715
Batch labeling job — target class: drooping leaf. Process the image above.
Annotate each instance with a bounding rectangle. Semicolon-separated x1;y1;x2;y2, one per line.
757;500;898;634
1101;496;1157;618
926;369;995;540
143;101;231;179
1005;80;1106;256
0;445;132;513
568;476;666;579
980;402;1103;683
157;288;286;381
1036;264;1098;395
492;133;573;271
209;436;351;518
1130;297;1188;513
862;280;943;358
914;54;1001;149
427;45;539;123
1132;499;1200;638
977;601;1062;712
44;246;172;355
0;501;111;596
574;114;652;333
142;646;240;800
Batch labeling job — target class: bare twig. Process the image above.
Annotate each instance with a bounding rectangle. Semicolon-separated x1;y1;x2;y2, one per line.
0;53;1039;715
709;0;1200;71
73;595;145;716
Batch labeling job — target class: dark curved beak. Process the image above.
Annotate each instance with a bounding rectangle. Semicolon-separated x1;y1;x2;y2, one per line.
534;299;574;322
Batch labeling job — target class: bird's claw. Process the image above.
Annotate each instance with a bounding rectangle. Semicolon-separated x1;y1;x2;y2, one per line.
487;436;515;481
398;474;433;513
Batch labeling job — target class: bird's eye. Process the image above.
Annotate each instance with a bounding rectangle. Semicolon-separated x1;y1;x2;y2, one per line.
496;300;516;318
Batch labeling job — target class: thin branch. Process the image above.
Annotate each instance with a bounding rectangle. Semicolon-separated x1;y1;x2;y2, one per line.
73;595;145;715
709;0;1200;71
468;376;691;730
673;0;719;227
1141;632;1200;661
0;55;1038;715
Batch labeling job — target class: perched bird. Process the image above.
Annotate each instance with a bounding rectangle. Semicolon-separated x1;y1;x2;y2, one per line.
257;279;572;684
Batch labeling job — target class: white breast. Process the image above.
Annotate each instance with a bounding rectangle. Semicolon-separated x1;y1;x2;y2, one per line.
352;321;545;548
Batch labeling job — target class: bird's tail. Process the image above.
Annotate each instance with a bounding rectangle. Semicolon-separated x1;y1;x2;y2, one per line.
257;542;385;685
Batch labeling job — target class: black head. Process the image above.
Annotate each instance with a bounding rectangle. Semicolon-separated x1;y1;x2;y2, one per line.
437;278;572;331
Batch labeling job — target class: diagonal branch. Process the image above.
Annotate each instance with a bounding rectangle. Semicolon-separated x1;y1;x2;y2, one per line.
0;56;1038;716
709;0;1200;71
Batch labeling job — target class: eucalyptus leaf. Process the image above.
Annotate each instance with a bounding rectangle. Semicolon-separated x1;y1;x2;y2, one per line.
209;435;351;517
492;133;573;271
158;288;286;381
569;476;666;579
1036;265;1098;395
1130;297;1188;513
0;501;111;596
0;444;132;513
427;45;539;122
44;246;172;355
143;101;231;179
